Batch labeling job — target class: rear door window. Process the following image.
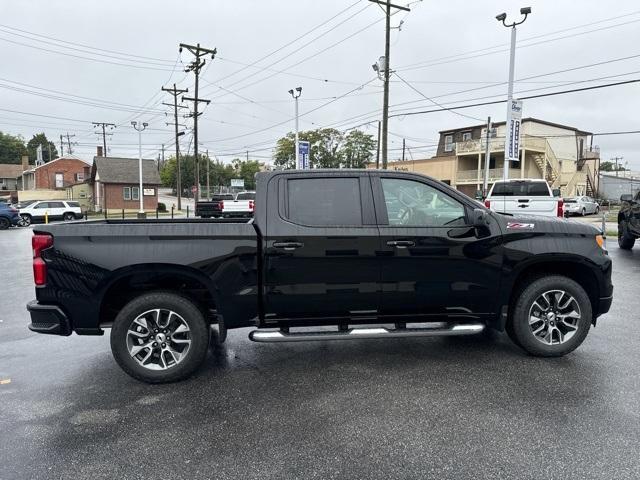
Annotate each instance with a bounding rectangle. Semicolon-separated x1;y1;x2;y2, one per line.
492;182;550;196
66;202;80;208
286;177;362;226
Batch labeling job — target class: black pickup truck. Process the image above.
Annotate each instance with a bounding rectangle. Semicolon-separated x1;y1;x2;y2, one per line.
27;170;613;383
618;192;640;250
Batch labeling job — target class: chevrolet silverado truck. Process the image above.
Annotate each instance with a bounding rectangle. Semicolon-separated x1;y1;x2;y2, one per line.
27;170;613;383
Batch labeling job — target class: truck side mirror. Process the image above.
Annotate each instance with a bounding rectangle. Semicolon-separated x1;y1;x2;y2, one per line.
472;208;490;227
552;188;561;197
620;194;633;203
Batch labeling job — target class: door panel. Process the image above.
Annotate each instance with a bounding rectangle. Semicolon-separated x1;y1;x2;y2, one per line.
263;174;380;321
373;174;503;319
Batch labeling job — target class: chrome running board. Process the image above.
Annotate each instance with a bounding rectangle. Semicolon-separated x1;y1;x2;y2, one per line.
248;323;484;343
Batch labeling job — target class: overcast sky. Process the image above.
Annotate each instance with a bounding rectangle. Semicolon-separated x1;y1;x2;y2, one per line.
1;0;639;169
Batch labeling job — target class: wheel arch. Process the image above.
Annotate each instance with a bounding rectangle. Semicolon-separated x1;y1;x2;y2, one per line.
504;258;600;328
98;264;219;328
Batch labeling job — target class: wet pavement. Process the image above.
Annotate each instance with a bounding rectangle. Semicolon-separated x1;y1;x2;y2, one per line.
1;227;639;479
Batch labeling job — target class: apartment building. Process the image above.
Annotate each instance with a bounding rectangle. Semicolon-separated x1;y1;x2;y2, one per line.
385;118;600;198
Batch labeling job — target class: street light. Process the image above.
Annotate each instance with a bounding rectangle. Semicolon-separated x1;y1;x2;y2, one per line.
131;121;148;216
288;87;302;169
496;6;531;181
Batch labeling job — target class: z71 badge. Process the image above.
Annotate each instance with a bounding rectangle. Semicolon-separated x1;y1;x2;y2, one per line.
507;222;535;229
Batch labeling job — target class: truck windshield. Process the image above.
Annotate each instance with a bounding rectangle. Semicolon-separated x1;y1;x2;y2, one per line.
492;182;550;196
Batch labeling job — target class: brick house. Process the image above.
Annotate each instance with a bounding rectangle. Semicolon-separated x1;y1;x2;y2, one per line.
21;155;90;190
91;156;161;212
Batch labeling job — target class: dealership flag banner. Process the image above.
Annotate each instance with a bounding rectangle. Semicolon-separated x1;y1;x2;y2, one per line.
505;100;522;162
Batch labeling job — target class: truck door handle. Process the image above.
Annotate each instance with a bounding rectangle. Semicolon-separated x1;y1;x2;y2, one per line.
386;240;415;248
273;241;304;251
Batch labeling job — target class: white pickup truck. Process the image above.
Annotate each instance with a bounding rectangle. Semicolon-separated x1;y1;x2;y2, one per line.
484;179;563;218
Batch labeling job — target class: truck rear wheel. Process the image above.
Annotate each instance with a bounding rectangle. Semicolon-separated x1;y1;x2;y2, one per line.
618;220;635;250
110;292;210;383
509;276;592;357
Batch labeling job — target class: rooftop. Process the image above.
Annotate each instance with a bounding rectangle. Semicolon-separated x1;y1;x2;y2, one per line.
92;156;161;185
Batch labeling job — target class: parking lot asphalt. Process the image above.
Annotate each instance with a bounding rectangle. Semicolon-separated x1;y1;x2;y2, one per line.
1;227;639;480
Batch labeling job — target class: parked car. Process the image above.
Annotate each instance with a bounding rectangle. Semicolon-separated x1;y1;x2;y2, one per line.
564;196;599;216
618;192;640;250
0;202;21;229
195;191;254;219
27;170;612;383
195;194;235;218
485;179;564;217
19;200;83;226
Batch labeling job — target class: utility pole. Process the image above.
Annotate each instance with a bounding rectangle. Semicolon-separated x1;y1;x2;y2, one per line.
180;42;216;203
59;134;64;156
92;122;116;157
483;116;492;197
206;149;210;199
402;138;406;162
246;150;249;162
161;144;165;170
64;133;77;155
376;120;381;169
369;0;410;169
162;83;189;210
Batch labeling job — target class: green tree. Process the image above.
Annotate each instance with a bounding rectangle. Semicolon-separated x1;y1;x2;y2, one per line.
600;160;626;172
342;130;376;168
27;133;58;163
274;128;375;169
232;159;262;190
0;131;27;164
274;128;344;169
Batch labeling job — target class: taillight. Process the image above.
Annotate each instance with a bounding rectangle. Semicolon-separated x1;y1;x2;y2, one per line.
249;200;255;211
32;233;53;286
557;199;564;218
219;200;224;210
484;200;491;209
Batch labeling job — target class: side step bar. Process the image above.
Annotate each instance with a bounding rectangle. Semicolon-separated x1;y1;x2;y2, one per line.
249;323;484;343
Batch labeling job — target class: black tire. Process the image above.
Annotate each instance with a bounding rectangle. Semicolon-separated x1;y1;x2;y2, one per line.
581;208;586;216
110;291;210;383
595;206;599;214
63;212;75;221
618;220;635;250
0;217;9;230
509;275;592;357
20;214;31;226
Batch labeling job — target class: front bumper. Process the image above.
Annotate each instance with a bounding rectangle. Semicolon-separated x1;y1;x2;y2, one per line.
27;300;71;336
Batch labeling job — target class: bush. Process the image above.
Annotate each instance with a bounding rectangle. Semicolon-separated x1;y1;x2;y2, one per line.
157;202;167;212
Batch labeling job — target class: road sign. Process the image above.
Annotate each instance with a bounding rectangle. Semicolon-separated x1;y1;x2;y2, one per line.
505;100;523;162
298;141;310;169
231;178;245;188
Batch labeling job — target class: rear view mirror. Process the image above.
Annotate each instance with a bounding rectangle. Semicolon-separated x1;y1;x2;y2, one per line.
620;194;633;202
472;208;490;227
552;188;561;197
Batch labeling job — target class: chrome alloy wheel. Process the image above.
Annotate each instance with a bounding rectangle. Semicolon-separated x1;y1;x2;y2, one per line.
528;290;581;345
126;309;192;370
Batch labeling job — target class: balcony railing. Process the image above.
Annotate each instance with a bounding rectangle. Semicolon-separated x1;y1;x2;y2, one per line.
456;168;522;183
455;135;547;155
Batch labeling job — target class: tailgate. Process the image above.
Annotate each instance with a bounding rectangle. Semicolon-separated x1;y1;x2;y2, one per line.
223;200;251;213
514;197;556;215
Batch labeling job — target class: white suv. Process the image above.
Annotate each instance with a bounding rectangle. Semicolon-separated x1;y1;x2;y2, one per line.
19;200;83;226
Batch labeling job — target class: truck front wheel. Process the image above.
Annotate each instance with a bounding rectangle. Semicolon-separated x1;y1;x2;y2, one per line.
110;292;210;383
509;276;592;357
618;220;635;250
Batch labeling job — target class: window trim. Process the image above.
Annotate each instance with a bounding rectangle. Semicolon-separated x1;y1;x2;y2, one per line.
443;134;454;152
461;131;472;141
371;173;471;227
132;186;140;201
123;187;131;200
278;174;373;228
